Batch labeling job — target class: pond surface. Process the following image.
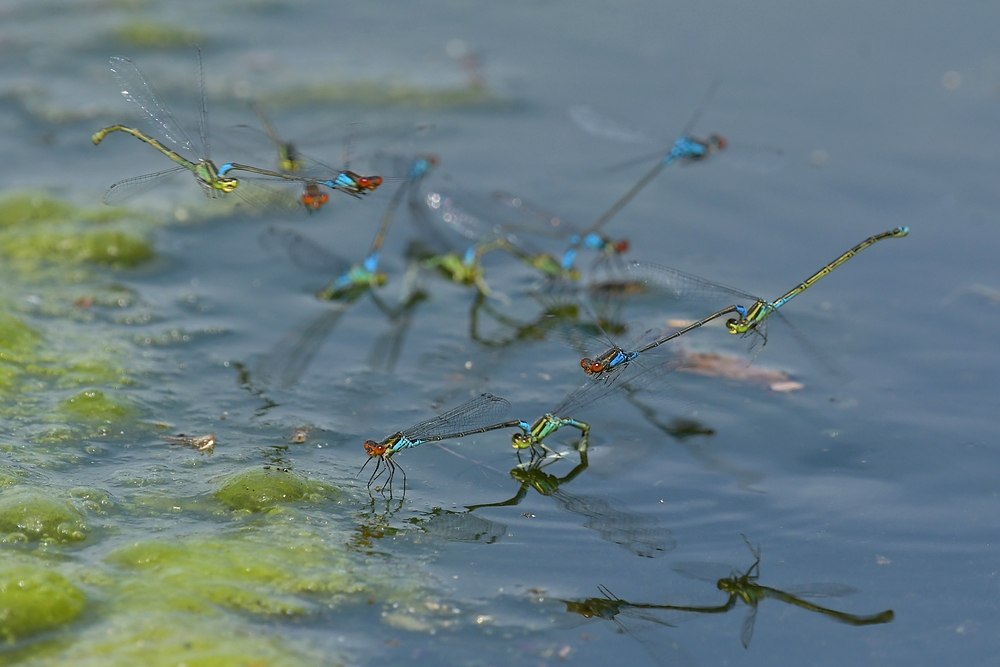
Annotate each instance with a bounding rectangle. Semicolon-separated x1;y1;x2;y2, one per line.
1;0;998;665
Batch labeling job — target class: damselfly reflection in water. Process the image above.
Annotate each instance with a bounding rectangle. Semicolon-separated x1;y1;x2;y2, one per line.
580;228;910;381
558;585;693;667
91;52;379;217
467;448;675;558
360;393;524;496
671;537;895;648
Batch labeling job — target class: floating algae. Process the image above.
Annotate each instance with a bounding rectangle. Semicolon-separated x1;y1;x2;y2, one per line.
213;465;341;512
0;486;89;544
59;390;136;424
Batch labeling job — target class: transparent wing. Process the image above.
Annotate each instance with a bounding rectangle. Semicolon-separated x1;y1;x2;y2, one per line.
101;166;188;205
740;604;758;648
610;612;696;667
671;562;735;582
424;189;504;242
403;393;511;441
258;227;350;276
554;353;684;416
717;143;786;174
680;78;722;137
229;178;308;220
254;307;349;388
568;104;651;144
491;190;583;239
622;261;759;304
109;56;199;155
408;195;455;255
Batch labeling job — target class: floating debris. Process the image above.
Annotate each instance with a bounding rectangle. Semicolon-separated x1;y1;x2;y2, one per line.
164;433;216;452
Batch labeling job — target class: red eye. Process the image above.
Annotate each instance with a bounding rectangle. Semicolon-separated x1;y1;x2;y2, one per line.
363;440;385;456
614;239;629;253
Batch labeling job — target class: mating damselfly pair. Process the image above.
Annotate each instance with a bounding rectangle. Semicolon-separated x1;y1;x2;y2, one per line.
92;50;382;217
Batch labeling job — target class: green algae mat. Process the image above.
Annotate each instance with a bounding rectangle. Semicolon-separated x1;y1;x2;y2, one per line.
0;192;452;665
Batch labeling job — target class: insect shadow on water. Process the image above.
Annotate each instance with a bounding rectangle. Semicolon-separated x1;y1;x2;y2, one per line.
467;448;676;558
408;507;507;545
671;536;895;648
366;265;429;373
253;227;421;388
621;387;766;492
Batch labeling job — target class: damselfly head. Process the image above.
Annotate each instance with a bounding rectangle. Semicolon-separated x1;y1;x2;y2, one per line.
363;439;387;457
511;433;532;449
581;357;605;375
613;238;630;254
564;600;598;618
709;133;728;151
725;317;746;335
348;172;383;193
718;578;737;593
217;177;239;193
301;184;329;211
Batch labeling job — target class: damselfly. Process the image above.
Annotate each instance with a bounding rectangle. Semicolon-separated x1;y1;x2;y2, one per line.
581;227;910;379
360;393;523;495
92;52;378;216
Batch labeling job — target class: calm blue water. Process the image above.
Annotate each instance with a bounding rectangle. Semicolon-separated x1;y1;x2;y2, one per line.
2;0;999;665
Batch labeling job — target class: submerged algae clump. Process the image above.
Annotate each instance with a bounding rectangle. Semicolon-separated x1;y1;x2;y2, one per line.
1;230;153;268
0;192;129;228
0;487;88;543
0;312;41;362
105;528;363;617
213;466;327;512
59;389;136;424
4;612;338;667
0;191;153;269
111;22;202;49
0;564;86;643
